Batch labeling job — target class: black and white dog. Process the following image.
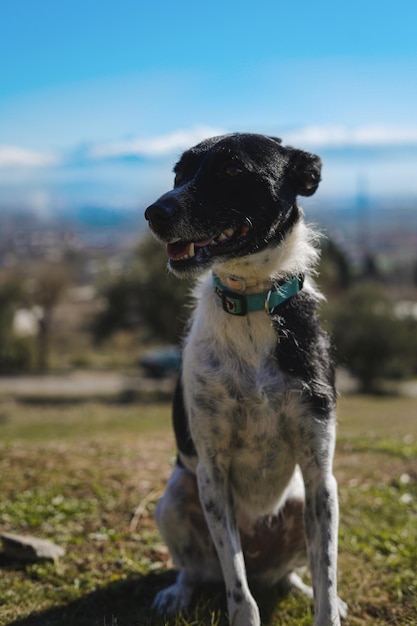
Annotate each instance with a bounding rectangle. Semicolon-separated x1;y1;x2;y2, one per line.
145;133;347;625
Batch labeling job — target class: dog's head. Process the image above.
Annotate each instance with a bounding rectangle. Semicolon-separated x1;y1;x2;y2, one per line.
144;133;322;277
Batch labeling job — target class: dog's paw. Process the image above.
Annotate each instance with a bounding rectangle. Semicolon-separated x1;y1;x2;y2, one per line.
229;597;260;626
337;596;348;620
313;597;348;626
153;582;193;615
288;573;347;622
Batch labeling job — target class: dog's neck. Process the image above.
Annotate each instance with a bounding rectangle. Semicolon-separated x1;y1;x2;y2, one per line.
212;221;320;294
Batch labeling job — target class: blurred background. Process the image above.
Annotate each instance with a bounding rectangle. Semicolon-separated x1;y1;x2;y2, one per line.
1;0;417;394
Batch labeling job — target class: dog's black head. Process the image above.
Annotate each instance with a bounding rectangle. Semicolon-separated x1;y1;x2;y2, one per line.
144;133;322;277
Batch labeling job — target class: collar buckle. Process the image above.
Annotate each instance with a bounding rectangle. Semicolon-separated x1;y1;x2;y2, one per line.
219;289;248;316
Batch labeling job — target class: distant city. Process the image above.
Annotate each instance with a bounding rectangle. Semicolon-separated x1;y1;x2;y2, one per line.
0;191;416;275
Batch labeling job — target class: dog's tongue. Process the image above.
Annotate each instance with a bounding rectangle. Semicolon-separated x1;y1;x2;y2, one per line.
167;238;213;259
194;238;213;247
166;241;191;259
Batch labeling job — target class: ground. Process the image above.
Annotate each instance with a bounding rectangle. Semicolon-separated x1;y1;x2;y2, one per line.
0;394;416;625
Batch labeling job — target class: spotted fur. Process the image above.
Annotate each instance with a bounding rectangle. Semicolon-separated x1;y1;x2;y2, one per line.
145;133;347;625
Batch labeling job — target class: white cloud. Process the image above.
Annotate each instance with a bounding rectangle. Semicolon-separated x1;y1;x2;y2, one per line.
86;125;227;160
2;125;417;176
285;125;417;148
0;145;60;168
88;125;417;161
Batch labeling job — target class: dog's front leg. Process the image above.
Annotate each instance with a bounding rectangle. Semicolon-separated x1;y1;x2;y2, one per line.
303;468;345;625
196;462;260;626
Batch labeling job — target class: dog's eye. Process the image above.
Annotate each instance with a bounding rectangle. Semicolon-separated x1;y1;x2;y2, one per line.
224;163;244;177
174;172;184;186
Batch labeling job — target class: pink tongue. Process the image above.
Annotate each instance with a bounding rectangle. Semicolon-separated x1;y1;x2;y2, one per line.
167;237;214;259
166;242;191;259
194;238;213;247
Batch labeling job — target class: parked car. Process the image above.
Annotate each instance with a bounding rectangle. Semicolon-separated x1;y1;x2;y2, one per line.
139;345;182;378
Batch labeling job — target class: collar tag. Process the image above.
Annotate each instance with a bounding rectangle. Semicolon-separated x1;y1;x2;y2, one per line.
226;275;246;291
264;289;274;314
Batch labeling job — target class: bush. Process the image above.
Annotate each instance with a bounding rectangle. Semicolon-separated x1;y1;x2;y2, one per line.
324;283;417;392
93;235;191;345
0;280;34;373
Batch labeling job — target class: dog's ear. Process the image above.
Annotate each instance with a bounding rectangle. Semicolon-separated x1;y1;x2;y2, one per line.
288;149;322;197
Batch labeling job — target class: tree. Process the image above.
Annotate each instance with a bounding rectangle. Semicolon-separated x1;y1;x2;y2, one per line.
317;238;352;294
325;283;417;392
94;235;192;344
31;265;69;370
0;279;33;373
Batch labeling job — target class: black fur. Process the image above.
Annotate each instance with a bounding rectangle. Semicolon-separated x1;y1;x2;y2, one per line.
172;376;197;460
145;133;322;277
271;291;336;418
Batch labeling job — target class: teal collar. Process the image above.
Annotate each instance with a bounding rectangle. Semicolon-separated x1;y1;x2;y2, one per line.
212;273;304;316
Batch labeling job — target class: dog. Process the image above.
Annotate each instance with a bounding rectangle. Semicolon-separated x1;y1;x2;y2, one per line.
144;133;347;625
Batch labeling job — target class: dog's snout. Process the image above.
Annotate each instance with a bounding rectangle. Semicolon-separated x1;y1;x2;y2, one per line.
144;200;177;226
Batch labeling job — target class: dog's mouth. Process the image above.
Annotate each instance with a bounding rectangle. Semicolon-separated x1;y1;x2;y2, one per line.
166;224;251;267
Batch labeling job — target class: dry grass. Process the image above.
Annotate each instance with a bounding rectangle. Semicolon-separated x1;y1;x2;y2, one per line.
0;394;416;625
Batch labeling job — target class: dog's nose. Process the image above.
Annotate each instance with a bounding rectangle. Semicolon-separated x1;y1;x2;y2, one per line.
144;198;177;227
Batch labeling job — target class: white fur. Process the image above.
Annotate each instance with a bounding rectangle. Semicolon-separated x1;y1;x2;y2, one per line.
213;220;321;291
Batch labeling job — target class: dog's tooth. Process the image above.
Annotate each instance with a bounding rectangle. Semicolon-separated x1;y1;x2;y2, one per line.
215;227;236;243
188;242;195;257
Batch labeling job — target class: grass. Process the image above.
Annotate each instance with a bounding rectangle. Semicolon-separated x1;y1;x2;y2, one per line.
0;394;416;625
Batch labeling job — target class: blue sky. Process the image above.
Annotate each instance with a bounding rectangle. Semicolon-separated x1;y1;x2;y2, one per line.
1;0;417;211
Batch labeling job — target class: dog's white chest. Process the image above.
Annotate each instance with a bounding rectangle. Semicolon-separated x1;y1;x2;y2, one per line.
183;292;303;513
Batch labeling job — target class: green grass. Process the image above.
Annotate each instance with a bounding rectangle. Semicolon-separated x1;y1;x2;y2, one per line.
0;395;416;625
0;400;172;443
